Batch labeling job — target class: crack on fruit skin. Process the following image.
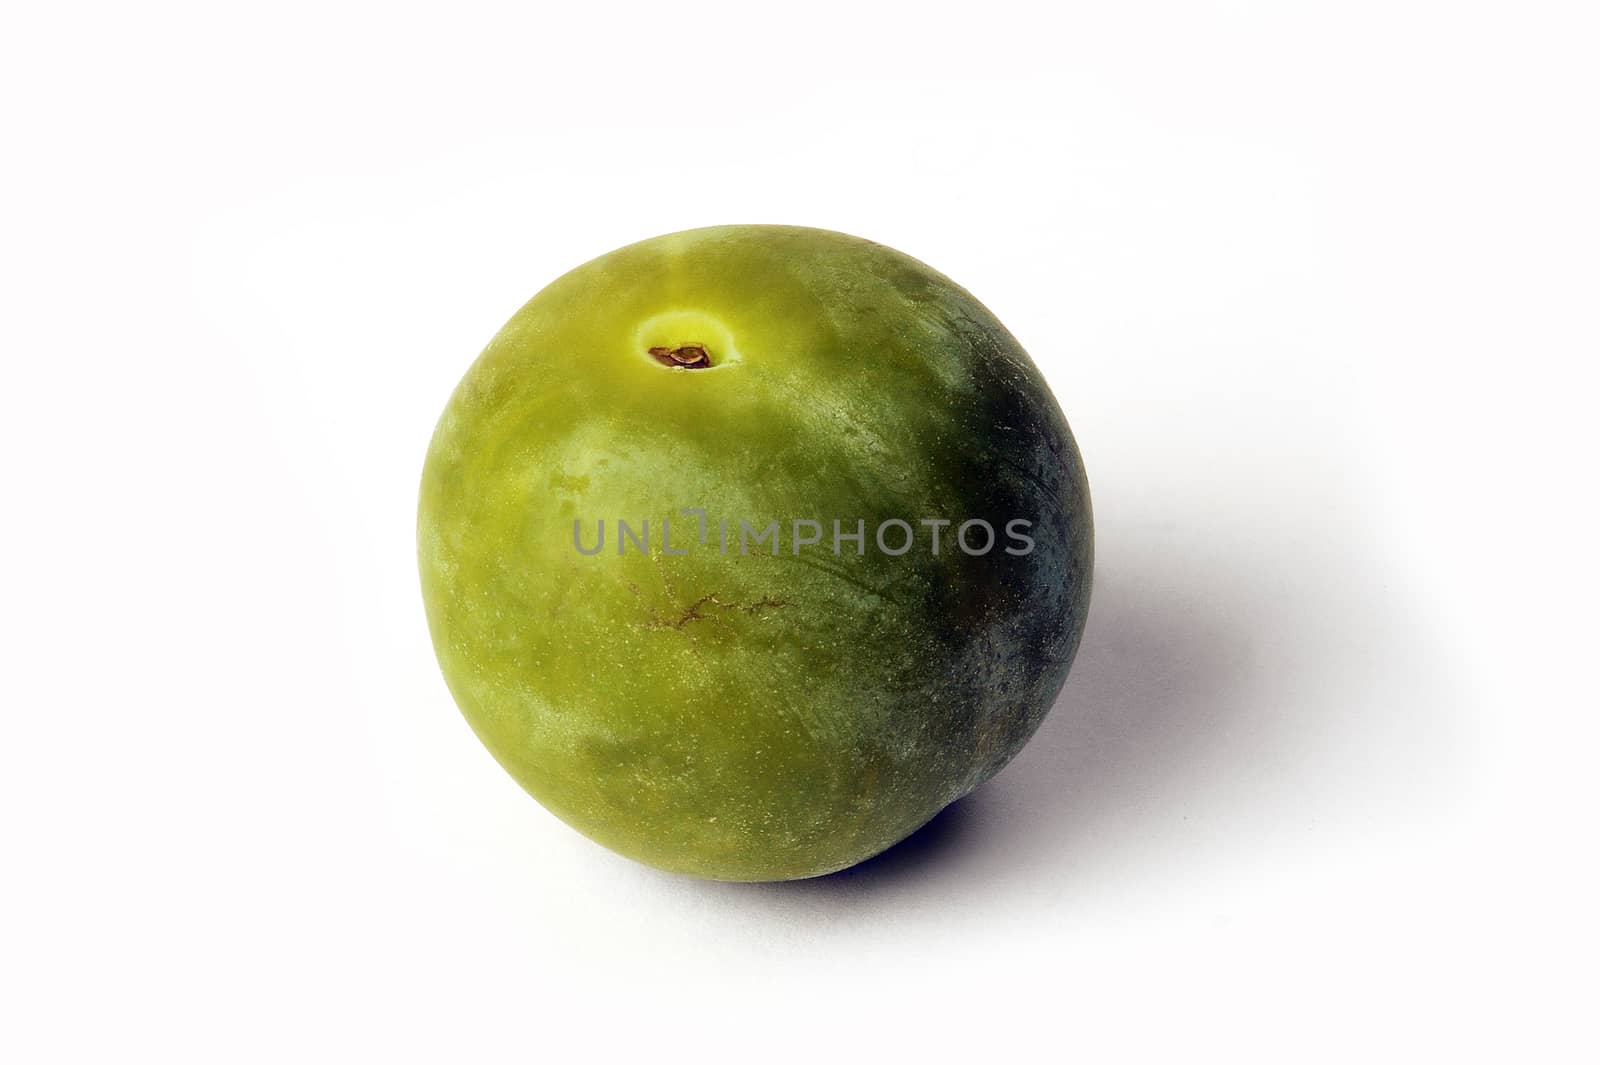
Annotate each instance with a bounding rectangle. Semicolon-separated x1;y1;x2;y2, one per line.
666;592;720;629
647;343;712;369
640;592;791;631
737;596;789;615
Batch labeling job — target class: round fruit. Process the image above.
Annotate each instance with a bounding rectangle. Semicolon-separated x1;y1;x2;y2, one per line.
418;225;1093;880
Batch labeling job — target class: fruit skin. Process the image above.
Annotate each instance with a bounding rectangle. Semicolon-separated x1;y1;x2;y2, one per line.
418;225;1092;881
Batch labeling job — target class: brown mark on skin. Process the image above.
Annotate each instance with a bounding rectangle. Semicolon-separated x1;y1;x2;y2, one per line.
737;596;789;615
648;343;712;369
641;592;791;631
635;554;787;633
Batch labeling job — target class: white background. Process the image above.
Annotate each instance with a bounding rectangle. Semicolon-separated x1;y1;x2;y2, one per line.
3;2;1596;1061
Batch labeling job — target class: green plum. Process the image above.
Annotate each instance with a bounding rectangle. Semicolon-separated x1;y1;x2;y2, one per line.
418;225;1092;880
